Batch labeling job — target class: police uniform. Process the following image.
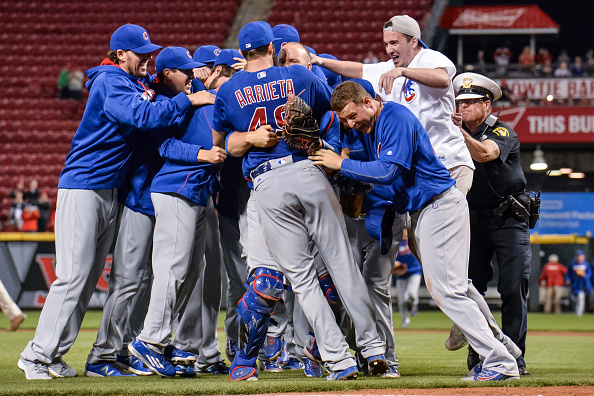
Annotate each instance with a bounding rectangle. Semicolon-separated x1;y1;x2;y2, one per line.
453;73;532;375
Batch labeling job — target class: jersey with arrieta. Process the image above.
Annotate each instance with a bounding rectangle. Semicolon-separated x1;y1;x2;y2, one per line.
340;101;454;213
212;64;334;182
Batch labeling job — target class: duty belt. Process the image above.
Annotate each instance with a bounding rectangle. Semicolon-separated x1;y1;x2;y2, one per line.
250;154;308;180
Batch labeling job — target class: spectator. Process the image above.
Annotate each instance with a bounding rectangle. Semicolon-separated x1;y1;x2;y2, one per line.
476;49;486;74
363;50;379;64
0;278;27;331
538;254;568;314
67;69;85;100
535;48;552;65
57;67;70;100
556;51;570;67
571;56;585;77
554;62;572;78
585;56;594;77
23;179;40;204
567;251;592;317
36;190;51;232
9;191;24;231
518;46;534;73
494;47;511;76
540;60;554;78
21;205;40;233
8;178;25;200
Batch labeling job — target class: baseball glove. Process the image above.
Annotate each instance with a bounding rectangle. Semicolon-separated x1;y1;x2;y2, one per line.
336;174;373;218
282;94;321;153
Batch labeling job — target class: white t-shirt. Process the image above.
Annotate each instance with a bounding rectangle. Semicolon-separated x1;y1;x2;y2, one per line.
362;49;474;171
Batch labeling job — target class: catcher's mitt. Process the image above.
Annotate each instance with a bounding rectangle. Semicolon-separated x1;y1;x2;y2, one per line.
336;174;373;218
282;94;321;153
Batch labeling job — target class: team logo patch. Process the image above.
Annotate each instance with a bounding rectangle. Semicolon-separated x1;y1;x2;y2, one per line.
143;31;149;41
277;158;287;165
387;150;392;155
432;202;438;209
186;50;191;58
257;71;266;79
492;126;509;137
214;48;221;56
404;79;416;102
245;43;252;49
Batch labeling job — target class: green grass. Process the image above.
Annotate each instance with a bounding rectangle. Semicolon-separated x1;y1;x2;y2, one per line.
0;311;593;395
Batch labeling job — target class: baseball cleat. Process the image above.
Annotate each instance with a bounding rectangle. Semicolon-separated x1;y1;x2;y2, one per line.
48;357;78;377
18;357;52;380
198;361;230;374
175;364;196;377
260;359;283;372
164;345;196;365
367;354;389;375
263;336;283;361
282;358;303;370
303;358;324;378
445;325;467;351
129;339;175;378
83;362;136;377
468;361;483;377
225;339;237;362
380;365;401;378
116;354;152;375
326;365;358;381
230;365;258;381
9;313;27;331
461;368;520;381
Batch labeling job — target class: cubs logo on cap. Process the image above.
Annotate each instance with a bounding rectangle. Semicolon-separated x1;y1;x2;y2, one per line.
453;72;502;101
110;24;162;54
193;45;222;65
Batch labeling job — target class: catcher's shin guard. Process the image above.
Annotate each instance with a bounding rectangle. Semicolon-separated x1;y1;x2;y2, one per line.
231;268;284;372
318;274;342;308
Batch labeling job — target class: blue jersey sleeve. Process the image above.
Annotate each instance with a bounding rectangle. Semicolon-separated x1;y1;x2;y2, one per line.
158;137;201;165
341;158;400;184
104;79;191;130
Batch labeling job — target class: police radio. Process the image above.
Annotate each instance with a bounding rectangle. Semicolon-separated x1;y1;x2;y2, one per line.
478;106;504;140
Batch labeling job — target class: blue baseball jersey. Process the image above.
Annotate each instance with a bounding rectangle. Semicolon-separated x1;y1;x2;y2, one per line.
119;83;203;216
58;61;191;190
395;239;423;279
151;90;223;206
212;64;333;181
340;101;454;213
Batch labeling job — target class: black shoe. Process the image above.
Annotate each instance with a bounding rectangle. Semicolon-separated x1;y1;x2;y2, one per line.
467;345;481;371
518;365;530;375
355;351;368;375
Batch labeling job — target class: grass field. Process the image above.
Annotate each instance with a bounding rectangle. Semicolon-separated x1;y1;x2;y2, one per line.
0;310;593;395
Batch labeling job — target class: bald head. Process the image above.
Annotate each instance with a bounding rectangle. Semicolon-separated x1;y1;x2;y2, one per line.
278;42;311;69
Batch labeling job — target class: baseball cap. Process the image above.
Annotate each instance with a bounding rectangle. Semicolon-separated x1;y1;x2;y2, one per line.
110;24;162;54
193;45;221;65
383;15;428;49
214;49;244;67
453;72;502;101
238;21;280;52
155;47;204;72
272;24;300;55
577;250;585;256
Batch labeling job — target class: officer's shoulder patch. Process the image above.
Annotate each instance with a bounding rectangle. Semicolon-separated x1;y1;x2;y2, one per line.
492;126;509;137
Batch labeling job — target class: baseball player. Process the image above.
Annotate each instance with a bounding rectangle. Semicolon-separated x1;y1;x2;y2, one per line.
310;81;520;381
170;49;245;376
127;46;226;378
192;45;221;92
311;15;475;195
213;21;388;381
84;46;213;377
18;24;208;380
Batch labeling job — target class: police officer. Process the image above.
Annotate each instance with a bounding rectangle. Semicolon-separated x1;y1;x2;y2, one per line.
452;72;531;376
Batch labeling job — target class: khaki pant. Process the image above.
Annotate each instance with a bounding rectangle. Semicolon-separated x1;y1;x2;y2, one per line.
543;285;563;314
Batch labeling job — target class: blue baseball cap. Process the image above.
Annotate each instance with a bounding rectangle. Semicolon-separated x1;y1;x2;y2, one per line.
193;45;221;65
238;21;279;52
110;24;162;54
155;47;204;72
214;49;244;67
577;250;585;256
272;24;300;55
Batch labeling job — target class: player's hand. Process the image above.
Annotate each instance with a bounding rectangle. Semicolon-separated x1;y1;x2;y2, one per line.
310;54;321;66
378;67;404;95
197;146;227;164
187;91;216;106
248;125;280;148
309;148;344;171
392;261;408;276
451;113;462;127
232;57;247;70
194;66;210;82
340;147;351;159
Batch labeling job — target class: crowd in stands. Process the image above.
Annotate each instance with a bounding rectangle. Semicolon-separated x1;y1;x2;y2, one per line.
3;178;54;232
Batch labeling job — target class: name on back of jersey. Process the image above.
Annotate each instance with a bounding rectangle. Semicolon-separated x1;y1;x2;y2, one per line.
235;79;295;108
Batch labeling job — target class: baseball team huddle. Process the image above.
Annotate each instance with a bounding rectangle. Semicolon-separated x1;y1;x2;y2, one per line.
17;14;530;383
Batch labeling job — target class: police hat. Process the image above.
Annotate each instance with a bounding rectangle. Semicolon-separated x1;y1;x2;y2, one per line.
453;72;502;102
